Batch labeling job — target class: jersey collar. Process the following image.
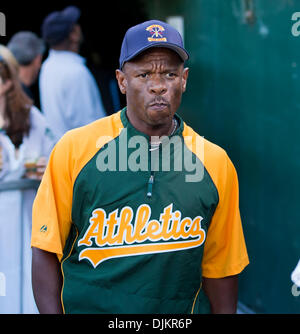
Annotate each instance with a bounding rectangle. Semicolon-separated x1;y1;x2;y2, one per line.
120;106;184;139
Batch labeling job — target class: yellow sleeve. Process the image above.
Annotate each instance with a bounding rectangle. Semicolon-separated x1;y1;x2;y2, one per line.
31;112;124;261
31;132;74;261
201;152;249;278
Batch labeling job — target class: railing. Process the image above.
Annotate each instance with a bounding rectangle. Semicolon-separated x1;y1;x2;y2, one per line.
0;179;40;314
0;179;40;192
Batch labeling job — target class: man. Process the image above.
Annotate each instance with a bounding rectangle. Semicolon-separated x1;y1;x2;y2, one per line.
7;31;45;102
39;6;106;141
31;20;249;314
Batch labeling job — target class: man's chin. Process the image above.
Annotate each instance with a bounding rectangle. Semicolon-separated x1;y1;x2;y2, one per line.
146;109;172;126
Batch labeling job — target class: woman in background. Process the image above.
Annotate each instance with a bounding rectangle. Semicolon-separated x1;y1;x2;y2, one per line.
0;45;55;314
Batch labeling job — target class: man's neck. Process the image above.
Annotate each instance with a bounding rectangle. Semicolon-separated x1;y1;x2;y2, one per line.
51;43;79;54
19;66;33;87
126;109;176;139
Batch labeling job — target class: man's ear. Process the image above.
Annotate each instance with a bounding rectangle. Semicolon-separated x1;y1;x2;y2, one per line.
115;69;127;95
182;67;189;92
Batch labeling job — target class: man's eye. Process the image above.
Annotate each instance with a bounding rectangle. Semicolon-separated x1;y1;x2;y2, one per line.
139;73;149;78
166;72;176;78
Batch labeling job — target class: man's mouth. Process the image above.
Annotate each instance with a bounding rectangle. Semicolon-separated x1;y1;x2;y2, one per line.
148;100;169;111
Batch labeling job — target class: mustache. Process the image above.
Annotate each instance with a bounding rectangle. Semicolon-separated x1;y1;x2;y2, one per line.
147;98;170;107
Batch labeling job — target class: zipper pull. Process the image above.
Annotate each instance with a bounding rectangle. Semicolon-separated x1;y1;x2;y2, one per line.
147;173;155;198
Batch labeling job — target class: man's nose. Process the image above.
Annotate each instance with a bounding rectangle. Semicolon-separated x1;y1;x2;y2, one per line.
148;76;167;95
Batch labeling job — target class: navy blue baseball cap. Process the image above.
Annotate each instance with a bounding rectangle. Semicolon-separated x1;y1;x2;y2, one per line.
119;20;189;69
41;6;81;46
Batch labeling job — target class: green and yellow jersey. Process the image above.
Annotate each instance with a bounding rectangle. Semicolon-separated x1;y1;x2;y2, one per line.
31;107;249;314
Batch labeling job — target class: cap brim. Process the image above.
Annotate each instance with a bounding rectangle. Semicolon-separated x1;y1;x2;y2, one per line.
121;43;189;69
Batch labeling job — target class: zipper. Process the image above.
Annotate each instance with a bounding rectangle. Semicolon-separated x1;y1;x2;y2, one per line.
145;117;180;199
147;171;155;198
147;138;159;198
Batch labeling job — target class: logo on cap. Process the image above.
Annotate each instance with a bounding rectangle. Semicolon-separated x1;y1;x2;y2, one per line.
146;24;167;42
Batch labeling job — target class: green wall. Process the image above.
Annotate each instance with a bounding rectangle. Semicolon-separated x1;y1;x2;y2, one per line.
143;0;300;313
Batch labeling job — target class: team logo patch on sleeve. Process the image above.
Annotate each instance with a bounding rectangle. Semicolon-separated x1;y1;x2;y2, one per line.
77;204;206;268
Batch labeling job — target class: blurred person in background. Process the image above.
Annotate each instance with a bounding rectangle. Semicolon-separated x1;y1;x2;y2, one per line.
0;45;55;313
39;5;106;141
7;31;45;104
0;45;19;74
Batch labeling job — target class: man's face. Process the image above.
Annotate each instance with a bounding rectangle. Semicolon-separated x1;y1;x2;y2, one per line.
69;24;84;49
116;47;189;131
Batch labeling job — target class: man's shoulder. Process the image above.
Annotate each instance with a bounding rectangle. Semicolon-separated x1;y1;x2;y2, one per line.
50;111;124;182
182;121;228;162
182;121;238;191
57;111;123;150
41;54;87;77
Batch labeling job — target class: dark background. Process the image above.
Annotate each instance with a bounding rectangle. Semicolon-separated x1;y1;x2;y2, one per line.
0;0;148;113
